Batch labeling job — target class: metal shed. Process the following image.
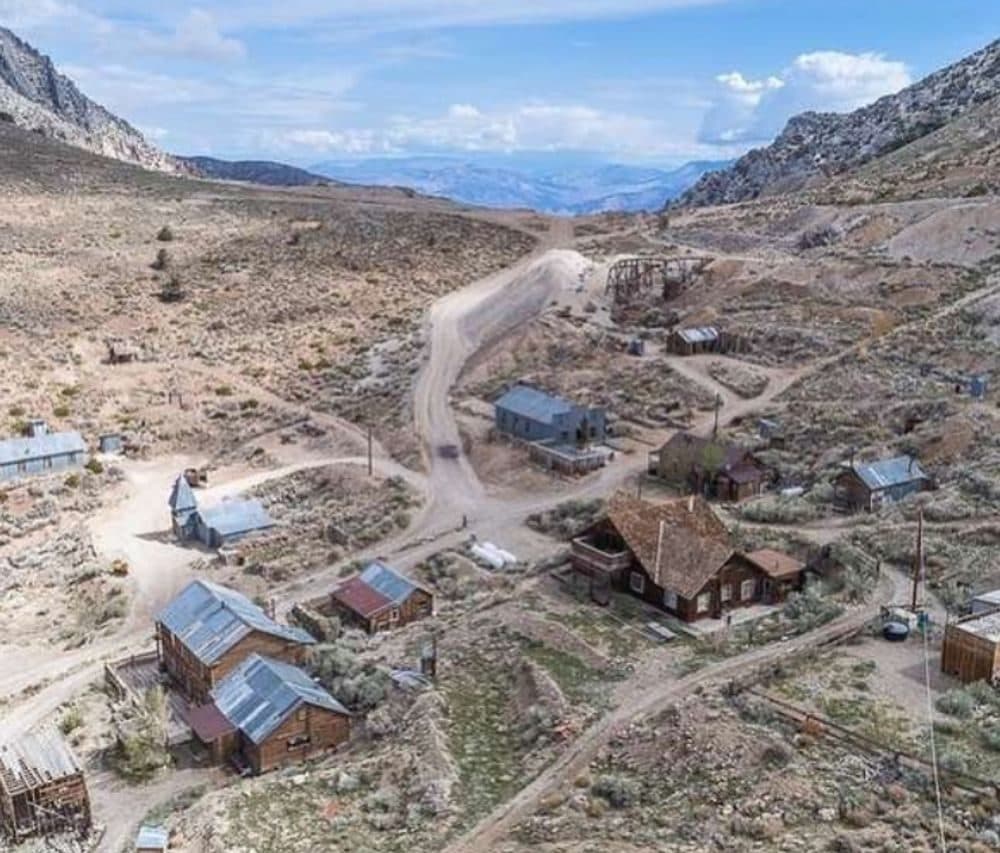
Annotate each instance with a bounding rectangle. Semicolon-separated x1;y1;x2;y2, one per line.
0;431;87;482
194;500;275;548
493;384;607;445
135;824;169;852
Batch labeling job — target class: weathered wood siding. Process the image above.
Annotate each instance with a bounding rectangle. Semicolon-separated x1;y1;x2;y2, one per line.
366;589;434;633
243;704;350;775
941;624;1000;684
158;625;309;704
0;771;90;840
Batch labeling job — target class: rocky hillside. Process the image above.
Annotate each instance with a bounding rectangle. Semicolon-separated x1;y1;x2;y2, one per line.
179;156;333;187
0;27;176;171
680;38;1000;207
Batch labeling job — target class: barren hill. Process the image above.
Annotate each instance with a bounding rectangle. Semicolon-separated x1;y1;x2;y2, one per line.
0;26;176;171
680;37;1000;207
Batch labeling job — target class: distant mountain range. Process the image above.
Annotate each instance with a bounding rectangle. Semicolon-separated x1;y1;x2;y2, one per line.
308;157;731;214
679;37;1000;207
178;156;332;187
0;26;177;171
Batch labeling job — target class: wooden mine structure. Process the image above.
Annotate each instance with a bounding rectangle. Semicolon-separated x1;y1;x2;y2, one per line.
606;256;712;303
0;730;91;842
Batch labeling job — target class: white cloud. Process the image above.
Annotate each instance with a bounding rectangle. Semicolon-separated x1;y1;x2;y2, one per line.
700;50;911;144
269;100;730;160
141;9;246;63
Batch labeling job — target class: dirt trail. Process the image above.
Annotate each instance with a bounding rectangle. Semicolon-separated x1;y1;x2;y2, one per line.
444;568;904;853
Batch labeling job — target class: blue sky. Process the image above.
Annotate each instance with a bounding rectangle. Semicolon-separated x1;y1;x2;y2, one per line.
3;0;997;165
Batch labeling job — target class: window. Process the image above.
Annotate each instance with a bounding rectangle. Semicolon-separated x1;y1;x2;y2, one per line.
629;572;646;595
720;583;732;603
696;592;711;614
663;590;678;611
287;734;311;751
741;579;756;601
297;709;306;721
389;608;400;622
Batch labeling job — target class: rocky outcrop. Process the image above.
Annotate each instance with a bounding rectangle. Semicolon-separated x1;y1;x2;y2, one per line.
0;27;178;172
679;38;1000;207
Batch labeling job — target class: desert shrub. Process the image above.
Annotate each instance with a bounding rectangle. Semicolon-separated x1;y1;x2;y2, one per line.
85;458;104;475
783;584;842;632
739;495;818;524
64;473;81;489
8;404;25;417
936;688;975;719
309;643;390;712
151;248;170;270
114;688;171;781
239;398;259;411
59;706;83;735
981;726;1000;752
760;741;793;768
938;751;969;774
526;498;605;539
98;595;127;624
53;404;70;418
591;774;640;809
214;385;233;397
156;225;174;242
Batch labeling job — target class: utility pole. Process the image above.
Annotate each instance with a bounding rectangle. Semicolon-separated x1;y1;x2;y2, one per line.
367;424;374;477
636;473;643;499
713;393;721;438
911;509;924;611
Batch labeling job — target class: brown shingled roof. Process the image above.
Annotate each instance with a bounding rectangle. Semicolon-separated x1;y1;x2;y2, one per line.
606;492;733;599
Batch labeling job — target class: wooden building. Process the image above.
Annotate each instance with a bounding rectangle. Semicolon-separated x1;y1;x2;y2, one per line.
156;579;315;704
941;611;1000;684
571;493;804;621
494;383;607;445
331;561;434;634
168;474;275;548
188;654;350;775
0;730;91;841
650;432;768;502
0;430;87;483
833;455;932;513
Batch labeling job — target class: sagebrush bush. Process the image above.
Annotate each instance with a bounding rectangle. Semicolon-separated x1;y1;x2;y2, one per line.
936;688;975;719
591;774;640;809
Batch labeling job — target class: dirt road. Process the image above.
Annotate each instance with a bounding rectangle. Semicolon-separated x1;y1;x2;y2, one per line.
443;568;904;853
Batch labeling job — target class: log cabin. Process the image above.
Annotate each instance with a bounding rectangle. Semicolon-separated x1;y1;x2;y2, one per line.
0;730;91;841
188;654;350;775
571;492;804;622
156;579;315;704
330;561;434;634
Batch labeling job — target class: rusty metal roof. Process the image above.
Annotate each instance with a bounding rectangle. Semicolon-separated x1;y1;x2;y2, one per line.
157;579;314;665
211;654;349;745
186;701;236;743
0;729;82;796
332;575;394;619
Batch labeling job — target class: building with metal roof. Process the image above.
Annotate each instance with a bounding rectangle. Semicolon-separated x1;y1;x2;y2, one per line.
494;383;607;446
193;499;275;548
0;431;87;482
157;579;314;703
834;455;932;513
135;824;169;852
666;326;734;356
0;729;91;840
330;561;434;633
189;654;350;775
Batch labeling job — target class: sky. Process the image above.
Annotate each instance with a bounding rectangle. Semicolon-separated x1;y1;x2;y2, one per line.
2;0;998;167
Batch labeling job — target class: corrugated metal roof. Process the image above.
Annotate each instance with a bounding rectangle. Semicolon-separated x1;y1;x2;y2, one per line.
211;654;349;745
853;455;928;491
677;326;719;344
0;431;86;466
494;384;573;425
0;729;82;795
135;825;169;850
360;561;419;606
199;499;274;537
157;579;314;665
332;575;394;619
169;474;198;513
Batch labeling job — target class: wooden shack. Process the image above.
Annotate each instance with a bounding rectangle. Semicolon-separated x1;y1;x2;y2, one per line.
330;561;434;634
833;455;932;513
650;432;768;502
0;730;91;841
189;654;350;775
157;579;315;704
941;611;1000;684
